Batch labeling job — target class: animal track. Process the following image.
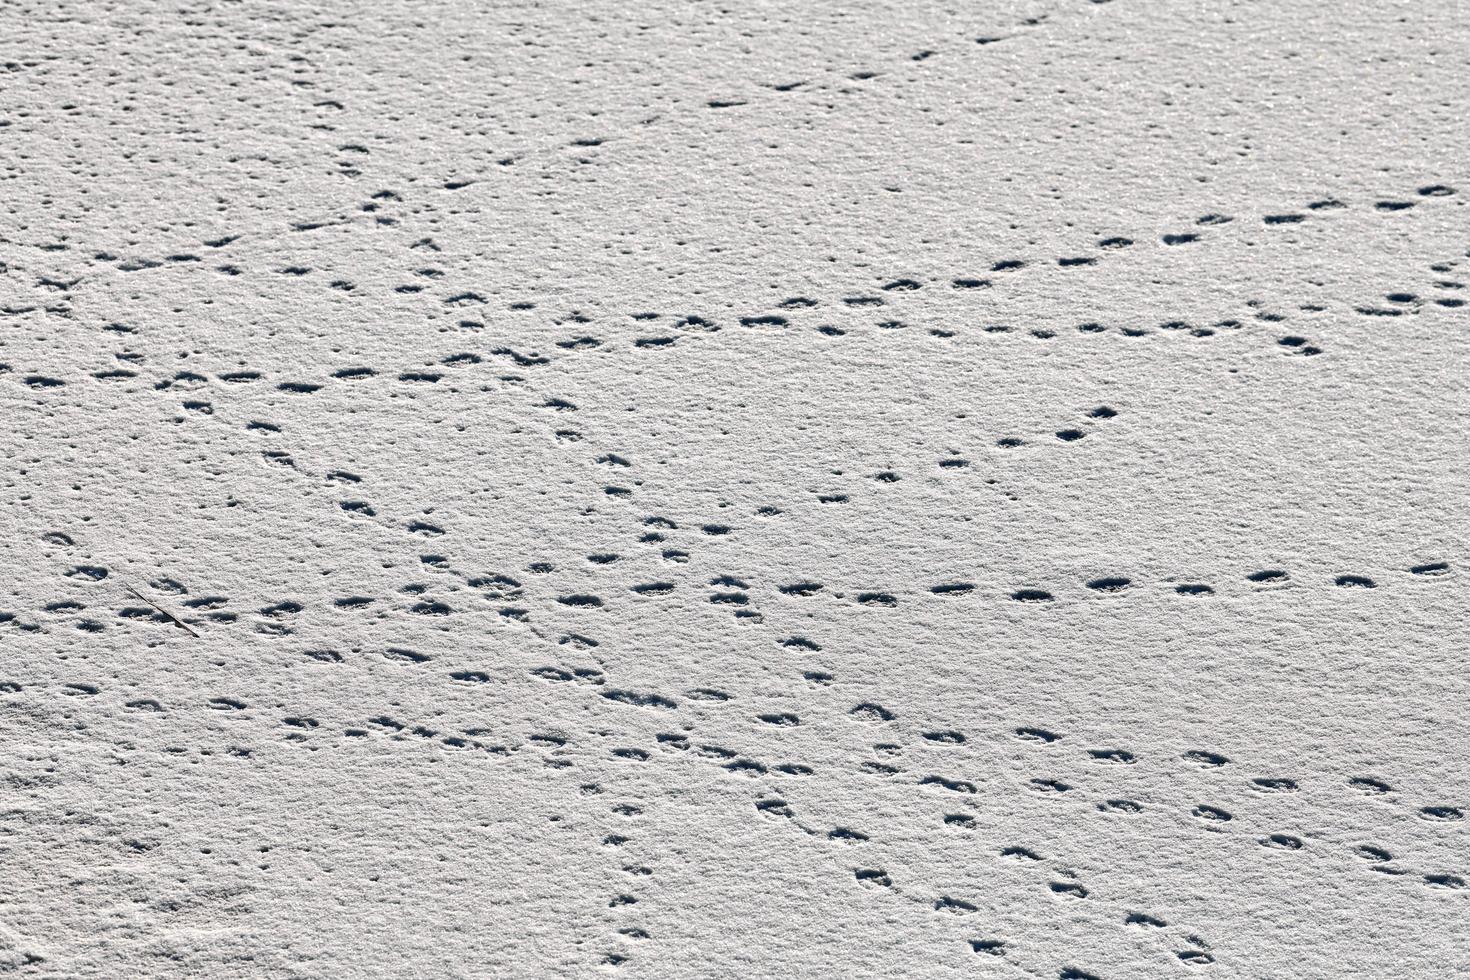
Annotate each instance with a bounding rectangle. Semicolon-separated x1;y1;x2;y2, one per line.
4;6;1465;976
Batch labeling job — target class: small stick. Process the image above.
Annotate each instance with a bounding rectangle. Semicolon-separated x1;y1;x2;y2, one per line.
124;583;200;638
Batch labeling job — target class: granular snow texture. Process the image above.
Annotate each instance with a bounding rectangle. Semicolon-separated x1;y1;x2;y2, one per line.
1;1;1468;977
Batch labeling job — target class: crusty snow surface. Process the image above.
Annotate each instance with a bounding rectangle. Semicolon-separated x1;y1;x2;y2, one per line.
1;1;1468;977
